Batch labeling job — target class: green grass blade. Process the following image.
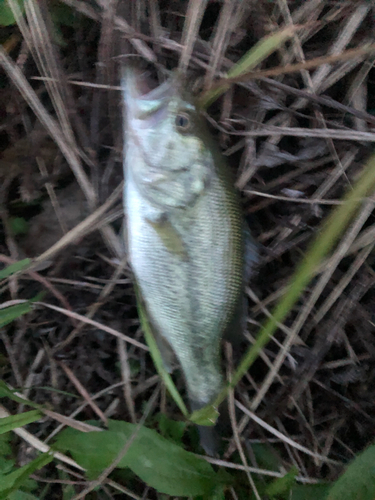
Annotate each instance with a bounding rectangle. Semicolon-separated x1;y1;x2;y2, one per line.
0;259;30;280
208;151;375;411
134;154;375;425
0;303;31;329
0;381;42;411
0;411;42;435
0;453;52;499
134;286;189;417
199;26;297;108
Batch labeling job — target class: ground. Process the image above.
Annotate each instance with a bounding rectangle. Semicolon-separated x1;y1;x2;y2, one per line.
0;1;375;499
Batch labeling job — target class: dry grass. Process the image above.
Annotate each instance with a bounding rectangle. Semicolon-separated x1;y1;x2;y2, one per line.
1;0;375;498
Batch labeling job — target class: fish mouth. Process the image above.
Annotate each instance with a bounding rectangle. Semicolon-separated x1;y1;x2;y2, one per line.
122;65;176;104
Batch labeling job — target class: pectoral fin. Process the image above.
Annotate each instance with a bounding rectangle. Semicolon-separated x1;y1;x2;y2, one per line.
147;213;188;260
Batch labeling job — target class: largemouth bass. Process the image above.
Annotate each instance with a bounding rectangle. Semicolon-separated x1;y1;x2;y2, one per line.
122;67;257;453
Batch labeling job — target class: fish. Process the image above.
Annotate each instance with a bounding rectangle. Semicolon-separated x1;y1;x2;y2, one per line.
122;67;257;454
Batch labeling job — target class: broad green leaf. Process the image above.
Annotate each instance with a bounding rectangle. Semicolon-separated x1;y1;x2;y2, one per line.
0;411;41;435
199;26;297;108
251;443;282;471
195;483;226;500
0;303;31;328
110;420;218;496
0;457;15;474
156;413;187;445
0;467;38;497
327;444;375;500
135;285;188;417
0;259;30;280
265;467;298;498
11;476;37;494
0;453;52;499
0;433;12;456
55;421;219;496
290;483;331;500
0;0;25;26
210;485;226;500
8;491;39;500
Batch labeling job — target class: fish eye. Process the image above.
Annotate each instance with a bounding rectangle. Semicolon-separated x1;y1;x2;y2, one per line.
175;112;191;131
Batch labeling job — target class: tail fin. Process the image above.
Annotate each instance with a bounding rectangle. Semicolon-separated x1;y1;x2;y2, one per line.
190;399;219;456
196;424;219;456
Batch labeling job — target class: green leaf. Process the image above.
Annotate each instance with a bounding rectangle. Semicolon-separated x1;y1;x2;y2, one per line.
156;413;187;445
111;420;218;496
0;434;12;457
0;303;31;328
0;457;15;474
8;491;39;500
327;444;375;500
265;467;298;498
0;381;26;402
55;421;219;496
0;453;52;499
0;381;42;412
0;259;30;280
199;26;297;108
9;217;28;236
251;443;282;471
0;0;25;26
0;411;41;435
12;476;37;494
195;483;226;500
209;485;226;500
290;483;331;500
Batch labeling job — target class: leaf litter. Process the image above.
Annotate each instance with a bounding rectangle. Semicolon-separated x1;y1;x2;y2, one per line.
0;0;375;498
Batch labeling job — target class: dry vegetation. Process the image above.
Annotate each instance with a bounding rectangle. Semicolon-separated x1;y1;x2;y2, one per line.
1;0;375;498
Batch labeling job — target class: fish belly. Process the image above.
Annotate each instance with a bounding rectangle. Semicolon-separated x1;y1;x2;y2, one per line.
126;173;243;407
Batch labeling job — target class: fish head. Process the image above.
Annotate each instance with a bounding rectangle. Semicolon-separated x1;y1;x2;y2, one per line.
122;67;213;209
